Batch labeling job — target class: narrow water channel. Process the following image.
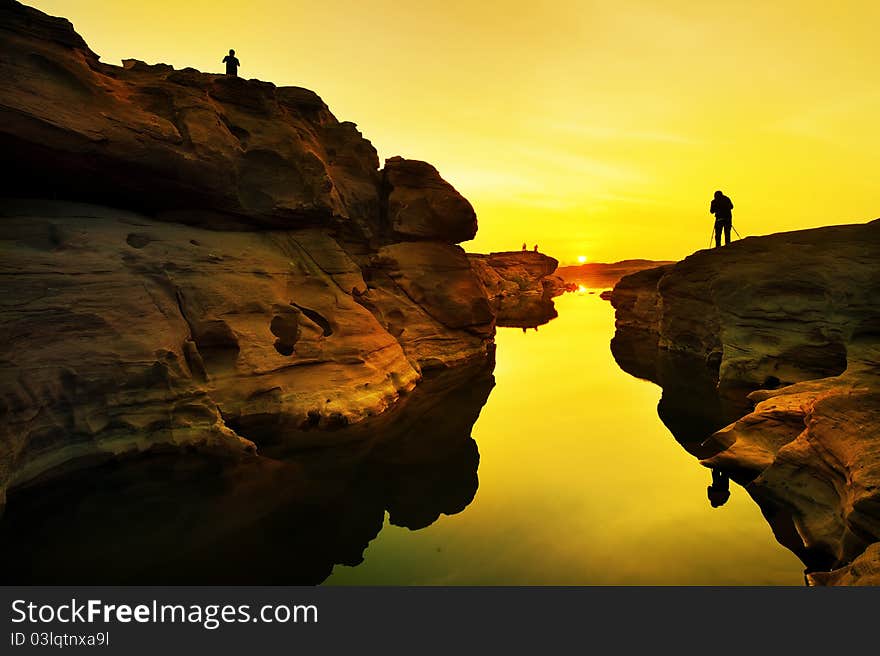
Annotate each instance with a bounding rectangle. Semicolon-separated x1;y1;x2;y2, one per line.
327;291;804;584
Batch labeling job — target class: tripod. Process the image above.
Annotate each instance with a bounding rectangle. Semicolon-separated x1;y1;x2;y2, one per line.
709;222;742;247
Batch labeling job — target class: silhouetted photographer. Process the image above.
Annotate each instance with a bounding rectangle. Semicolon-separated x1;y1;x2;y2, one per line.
710;190;734;247
223;49;240;76
707;468;731;508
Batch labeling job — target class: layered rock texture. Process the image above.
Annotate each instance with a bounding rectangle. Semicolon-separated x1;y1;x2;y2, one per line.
609;221;880;585
0;0;552;546
382;157;477;243
0;358;495;584
0;0;380;231
468;251;565;327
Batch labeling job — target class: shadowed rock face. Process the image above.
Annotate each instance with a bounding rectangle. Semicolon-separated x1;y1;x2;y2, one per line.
358;242;495;370
0;358;495;584
468;251;566;328
0;3;378;232
0;1;566;585
381;157;477;243
609;220;880;584
0;199;465;500
0;1;560;529
0;0;476;247
807;543;880;586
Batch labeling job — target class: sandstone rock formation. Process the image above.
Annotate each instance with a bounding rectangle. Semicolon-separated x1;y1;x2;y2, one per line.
609;221;880;584
358;242;494;369
381;157;477;243
0;1;375;232
468;251;565;327
0;356;495;584
0;0;555;541
807;543;880;586
0;0;481;245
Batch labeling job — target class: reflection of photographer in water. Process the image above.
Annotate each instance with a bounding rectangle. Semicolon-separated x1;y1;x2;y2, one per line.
707;469;731;508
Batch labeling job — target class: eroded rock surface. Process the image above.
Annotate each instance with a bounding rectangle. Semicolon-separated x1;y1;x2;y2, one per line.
0;1;393;234
0;0;537;524
0;1;563;584
807;542;880;586
609;220;880;584
360;242;494;369
0;201;421;493
0;357;495;584
381;157;477;243
468;251;565;328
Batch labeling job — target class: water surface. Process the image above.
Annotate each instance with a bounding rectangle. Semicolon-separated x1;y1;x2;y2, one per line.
327;292;804;585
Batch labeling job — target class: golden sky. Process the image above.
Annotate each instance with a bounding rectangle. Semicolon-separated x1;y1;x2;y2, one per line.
30;0;880;263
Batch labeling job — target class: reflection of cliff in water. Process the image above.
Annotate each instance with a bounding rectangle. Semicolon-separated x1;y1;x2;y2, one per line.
495;296;558;329
610;328;750;457
0;356;496;584
610;327;823;572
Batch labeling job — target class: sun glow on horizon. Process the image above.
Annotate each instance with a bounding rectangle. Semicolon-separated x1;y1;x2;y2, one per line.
577;255;588;264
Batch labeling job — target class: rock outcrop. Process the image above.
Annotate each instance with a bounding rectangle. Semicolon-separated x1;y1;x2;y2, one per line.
381;157;477;243
609;220;880;584
0;356;495;584
807;543;880;586
0;1;378;233
468;251;565;327
0;0;553;531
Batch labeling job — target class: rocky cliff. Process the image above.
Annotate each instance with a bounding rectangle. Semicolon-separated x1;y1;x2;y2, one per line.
468;251;566;327
0;357;495;584
609;221;880;585
0;0;547;526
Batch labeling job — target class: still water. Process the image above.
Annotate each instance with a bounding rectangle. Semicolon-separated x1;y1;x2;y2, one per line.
327;291;804;585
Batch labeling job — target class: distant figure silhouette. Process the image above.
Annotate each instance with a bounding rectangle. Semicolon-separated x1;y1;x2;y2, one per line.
710;190;733;248
533;244;538;252
223;49;240;76
707;469;730;508
522;243;527;251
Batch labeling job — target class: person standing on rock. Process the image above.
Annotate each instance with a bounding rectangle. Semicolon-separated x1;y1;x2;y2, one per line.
707;469;731;507
223;49;240;76
710;190;734;248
